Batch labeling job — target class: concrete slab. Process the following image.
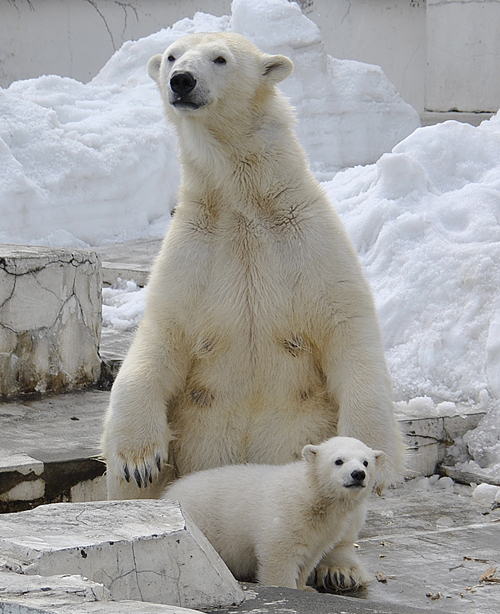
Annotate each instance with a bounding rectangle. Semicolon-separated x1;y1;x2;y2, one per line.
420;112;494;127
0;500;244;611
52;604;204;613
205;584;433;614
0;570;112;604
0;246;102;398
0;571;206;613
204;484;500;614
0;602;205;614
95;239;162;287
0;390;106;463
0;390;108;512
358;484;500;613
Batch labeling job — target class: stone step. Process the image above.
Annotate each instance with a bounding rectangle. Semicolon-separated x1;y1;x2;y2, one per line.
0;385;487;512
0;570;207;612
0;500;244;611
0;389;108;513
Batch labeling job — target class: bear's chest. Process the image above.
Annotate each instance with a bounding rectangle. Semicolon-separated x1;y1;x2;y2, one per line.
196;209;306;318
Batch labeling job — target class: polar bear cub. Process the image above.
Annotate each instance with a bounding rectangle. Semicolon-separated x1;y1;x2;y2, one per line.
163;436;384;591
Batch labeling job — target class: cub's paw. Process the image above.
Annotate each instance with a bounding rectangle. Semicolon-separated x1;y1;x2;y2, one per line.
314;562;371;593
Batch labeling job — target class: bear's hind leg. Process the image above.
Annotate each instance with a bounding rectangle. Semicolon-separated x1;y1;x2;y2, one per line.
257;550;301;590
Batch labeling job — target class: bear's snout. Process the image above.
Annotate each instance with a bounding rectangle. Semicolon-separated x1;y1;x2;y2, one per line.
343;468;367;489
170;72;197;96
351;469;366;483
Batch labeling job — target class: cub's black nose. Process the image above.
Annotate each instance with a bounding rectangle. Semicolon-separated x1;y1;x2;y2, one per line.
170;72;197;95
351;469;366;483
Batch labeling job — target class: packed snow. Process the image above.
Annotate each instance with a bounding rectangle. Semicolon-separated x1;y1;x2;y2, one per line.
1;0;499;479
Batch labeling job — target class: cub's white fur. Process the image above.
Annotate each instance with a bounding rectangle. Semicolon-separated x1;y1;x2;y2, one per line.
164;436;384;591
101;32;404;590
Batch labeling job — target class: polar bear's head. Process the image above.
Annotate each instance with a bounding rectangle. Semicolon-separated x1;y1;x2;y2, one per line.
147;33;293;120
303;436;385;499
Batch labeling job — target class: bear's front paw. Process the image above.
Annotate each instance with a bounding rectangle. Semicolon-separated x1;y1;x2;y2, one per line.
121;449;164;488
105;432;170;493
314;562;371;593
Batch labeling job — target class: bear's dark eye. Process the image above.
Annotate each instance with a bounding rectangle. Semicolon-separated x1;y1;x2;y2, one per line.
214;56;227;65
363;460;369;467
167;55;175;62
335;459;343;466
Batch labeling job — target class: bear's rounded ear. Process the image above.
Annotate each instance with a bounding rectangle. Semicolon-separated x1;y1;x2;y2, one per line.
302;444;318;462
261;54;293;84
374;450;386;467
148;54;163;83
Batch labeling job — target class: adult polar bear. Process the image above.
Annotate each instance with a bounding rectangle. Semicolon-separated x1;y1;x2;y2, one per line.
102;32;404;590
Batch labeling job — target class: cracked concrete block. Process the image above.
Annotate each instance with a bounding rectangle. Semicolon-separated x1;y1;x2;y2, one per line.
401;417;446;476
0;245;102;398
0;500;244;611
0;570;112;605
0;571;205;613
400;410;489;477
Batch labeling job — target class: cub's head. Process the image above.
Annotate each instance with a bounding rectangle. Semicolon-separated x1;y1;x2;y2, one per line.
303;436;385;499
147;32;293;121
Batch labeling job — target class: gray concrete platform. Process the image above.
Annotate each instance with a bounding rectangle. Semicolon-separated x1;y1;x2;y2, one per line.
96;238;162;287
420;111;494;127
206;484;500;613
2;238;499;614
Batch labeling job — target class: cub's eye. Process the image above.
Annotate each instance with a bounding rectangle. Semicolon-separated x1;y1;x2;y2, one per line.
363;461;369;467
167;55;175;62
335;459;343;466
214;56;227;65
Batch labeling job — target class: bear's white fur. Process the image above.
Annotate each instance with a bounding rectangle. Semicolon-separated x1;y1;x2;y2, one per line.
101;32;404;590
164;436;384;591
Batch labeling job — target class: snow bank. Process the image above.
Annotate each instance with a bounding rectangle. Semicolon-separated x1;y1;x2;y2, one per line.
325;115;500;409
323;115;500;478
102;279;148;331
231;0;419;176
0;0;418;247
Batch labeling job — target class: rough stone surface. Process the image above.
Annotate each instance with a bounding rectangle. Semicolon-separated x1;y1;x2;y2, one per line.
95;238;160;287
0;500;244;611
0;571;205;613
0;391;108;512
0;245;102;398
0;601;205;614
400;411;485;477
0;571;112;605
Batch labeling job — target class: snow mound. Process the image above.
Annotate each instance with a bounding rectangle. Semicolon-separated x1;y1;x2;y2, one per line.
232;0;419;177
0;0;418;247
325;114;500;410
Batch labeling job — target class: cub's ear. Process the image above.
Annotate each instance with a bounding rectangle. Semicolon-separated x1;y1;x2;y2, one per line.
374;450;386;467
302;444;318;462
148;54;163;83
261;54;293;84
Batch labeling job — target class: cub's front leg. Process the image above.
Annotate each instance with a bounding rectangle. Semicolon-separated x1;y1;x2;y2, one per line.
102;319;188;500
313;506;371;592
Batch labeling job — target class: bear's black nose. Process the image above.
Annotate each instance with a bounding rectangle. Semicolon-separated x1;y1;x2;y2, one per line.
351;470;366;483
170;72;197;96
